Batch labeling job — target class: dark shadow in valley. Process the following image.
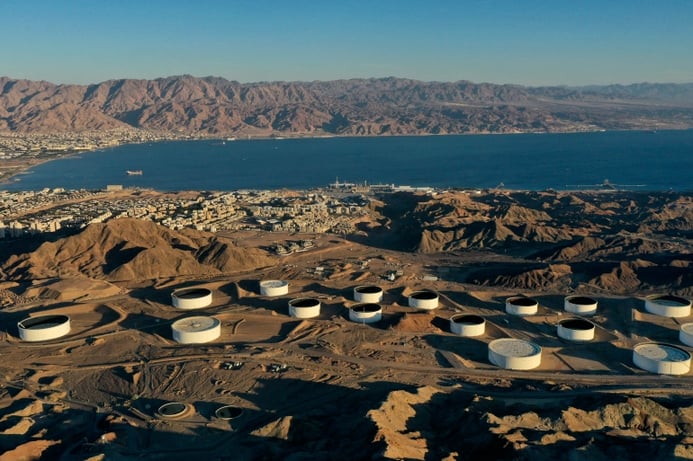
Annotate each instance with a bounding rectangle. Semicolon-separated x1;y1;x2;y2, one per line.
103;242;145;274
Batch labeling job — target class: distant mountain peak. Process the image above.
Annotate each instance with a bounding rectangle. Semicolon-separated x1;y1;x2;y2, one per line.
1;76;692;134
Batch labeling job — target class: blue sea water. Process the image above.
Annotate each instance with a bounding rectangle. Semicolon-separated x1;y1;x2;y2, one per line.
4;130;693;192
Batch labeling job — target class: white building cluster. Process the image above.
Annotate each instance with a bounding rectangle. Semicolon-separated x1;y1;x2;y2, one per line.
0;187;369;238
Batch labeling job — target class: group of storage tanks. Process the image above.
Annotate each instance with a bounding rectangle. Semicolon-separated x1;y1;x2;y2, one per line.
14;280;693;376
163;282;693;376
165;283;435;343
455;293;693;375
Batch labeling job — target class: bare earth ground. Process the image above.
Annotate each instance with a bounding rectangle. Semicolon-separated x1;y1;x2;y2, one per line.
0;191;692;460
0;188;693;460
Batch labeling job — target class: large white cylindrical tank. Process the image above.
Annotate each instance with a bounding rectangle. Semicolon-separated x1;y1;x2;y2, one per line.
680;323;693;347
644;295;692;318
171;287;213;310
505;296;539;316
557;318;595;342
353;285;383;303
17;315;71;342
349;303;382;323
633;342;691;375
564;295;598;316
488;338;542;370
171;316;221;344
449;314;486;337
288;298;321;319
259;280;289;297
408;290;439;310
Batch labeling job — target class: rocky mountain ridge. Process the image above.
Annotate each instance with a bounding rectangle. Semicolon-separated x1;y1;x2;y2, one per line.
2;75;693;135
364;190;693;295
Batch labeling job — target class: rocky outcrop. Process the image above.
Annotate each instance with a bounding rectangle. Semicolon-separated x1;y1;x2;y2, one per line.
366;386;693;461
367;190;693;294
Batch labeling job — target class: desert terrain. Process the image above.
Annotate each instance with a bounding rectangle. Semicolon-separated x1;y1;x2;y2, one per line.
2;76;693;135
0;189;692;460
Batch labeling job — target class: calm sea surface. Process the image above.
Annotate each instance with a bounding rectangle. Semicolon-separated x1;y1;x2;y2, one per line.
4;130;693;192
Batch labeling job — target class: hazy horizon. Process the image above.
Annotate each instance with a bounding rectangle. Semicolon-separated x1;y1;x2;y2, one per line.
2;0;692;87
3;73;693;88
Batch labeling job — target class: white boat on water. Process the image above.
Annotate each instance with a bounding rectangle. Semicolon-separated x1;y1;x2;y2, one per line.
126;170;143;175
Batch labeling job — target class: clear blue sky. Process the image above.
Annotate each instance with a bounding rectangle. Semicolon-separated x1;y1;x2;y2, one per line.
2;0;692;86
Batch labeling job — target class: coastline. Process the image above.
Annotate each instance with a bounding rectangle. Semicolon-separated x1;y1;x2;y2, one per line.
1;127;691;191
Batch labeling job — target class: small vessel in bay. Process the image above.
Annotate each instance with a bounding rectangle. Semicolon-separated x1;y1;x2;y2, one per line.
126;170;143;176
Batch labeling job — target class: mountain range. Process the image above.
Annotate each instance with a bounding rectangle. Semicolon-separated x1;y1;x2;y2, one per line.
1;76;693;135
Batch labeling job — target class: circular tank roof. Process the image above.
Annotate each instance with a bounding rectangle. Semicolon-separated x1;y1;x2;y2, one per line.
157;402;190;419
645;294;691;318
489;338;542;357
289;298;320;307
634;343;691;362
172;316;220;333
260;280;287;288
172;287;213;310
410;290;438;300
450;314;485;325
507;296;538;306
351;303;381;313
559;318;594;331
450;314;486;337
349;302;382;324
355;285;382;294
565;295;597;305
173;288;212;298
648;295;690;307
18;314;69;329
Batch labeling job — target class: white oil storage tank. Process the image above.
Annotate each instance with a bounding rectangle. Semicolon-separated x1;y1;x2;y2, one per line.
408;290;439;310
633;342;691;375
680;323;693;347
564;295;598;316
260;280;289;297
288;298;321;319
171;316;221;344
353;285;383;303
506;296;539;316
557;318;595;342
449;314;486;337
645;295;692;318
488;338;542;370
349;303;382;324
171;287;213;310
17;315;71;342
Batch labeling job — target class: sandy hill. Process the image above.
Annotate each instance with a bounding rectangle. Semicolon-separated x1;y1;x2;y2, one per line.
0;218;272;282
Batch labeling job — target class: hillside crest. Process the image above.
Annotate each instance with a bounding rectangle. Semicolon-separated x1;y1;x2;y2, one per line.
2;76;692;134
